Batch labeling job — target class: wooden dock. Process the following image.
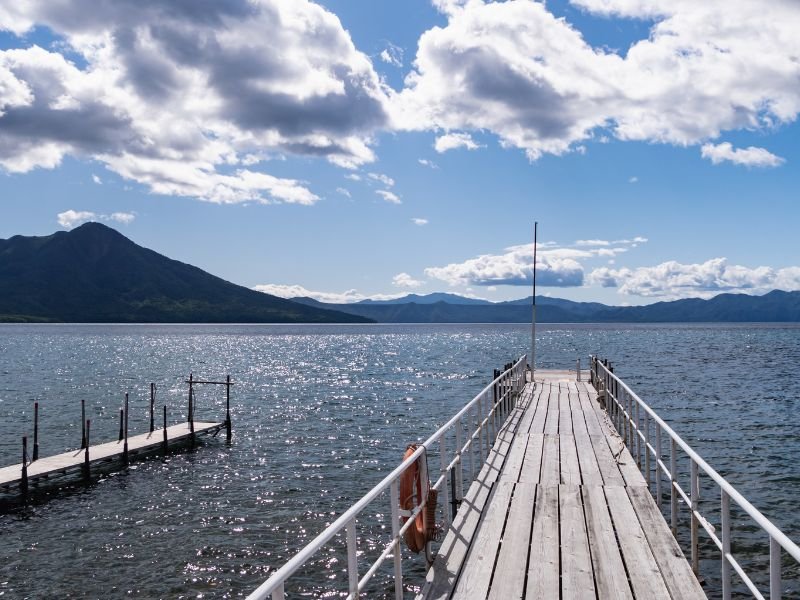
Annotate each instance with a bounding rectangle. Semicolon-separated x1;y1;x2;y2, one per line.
420;369;706;599
0;421;223;493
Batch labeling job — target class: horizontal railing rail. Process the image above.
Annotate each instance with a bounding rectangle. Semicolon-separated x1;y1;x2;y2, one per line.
248;355;528;600
590;356;800;600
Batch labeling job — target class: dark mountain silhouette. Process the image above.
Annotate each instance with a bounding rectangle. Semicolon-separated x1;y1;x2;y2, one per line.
0;223;371;323
292;291;800;323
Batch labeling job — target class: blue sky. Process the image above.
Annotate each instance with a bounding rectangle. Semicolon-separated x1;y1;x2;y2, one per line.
0;0;798;305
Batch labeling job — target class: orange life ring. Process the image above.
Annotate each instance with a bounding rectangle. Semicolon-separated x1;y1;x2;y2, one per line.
399;444;437;553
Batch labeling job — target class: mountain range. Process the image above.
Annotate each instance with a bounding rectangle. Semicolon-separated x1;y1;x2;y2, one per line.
0;223;370;323
1;224;799;323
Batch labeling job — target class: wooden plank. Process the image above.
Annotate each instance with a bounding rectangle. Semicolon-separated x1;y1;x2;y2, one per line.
560;484;596;599
583;485;634;600
526;485;559;599
558;406;573;435
487;482;536;600
497;432;528;483
543;410;560;435
589;435;625;487
528;385;549;434
605;485;672;599
517;434;544;484
452;482;515;599
573;430;604;487
539;434;560;485
627;486;706;600
601;435;647;487
559;434;582;485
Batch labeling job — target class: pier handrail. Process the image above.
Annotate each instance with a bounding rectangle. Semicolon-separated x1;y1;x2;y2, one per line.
247;355;528;600
591;356;800;600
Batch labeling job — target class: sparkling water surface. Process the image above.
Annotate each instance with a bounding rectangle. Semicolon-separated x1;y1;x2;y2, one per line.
0;323;799;598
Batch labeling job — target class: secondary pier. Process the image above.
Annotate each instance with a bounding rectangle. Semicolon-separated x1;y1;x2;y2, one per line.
247;356;800;599
0;373;233;499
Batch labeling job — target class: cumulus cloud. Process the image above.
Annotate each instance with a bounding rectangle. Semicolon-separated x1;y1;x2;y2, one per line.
376;189;401;204
418;158;438;169
336;187;351;197
434;132;483;153
424;236;648;288
92;174;102;185
379;43;404;68
253;283;404;304
392;272;425;288
396;0;800;161
588;258;800;299
412;217;428;225
701;142;786;168
57;209;135;229
0;0;390;203
368;172;395;187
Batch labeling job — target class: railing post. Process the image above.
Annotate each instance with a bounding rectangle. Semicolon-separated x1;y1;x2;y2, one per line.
670;438;678;534
770;536;782;600
474;402;483;465
644;411;650;488
81;398;87;449
635;399;642;467
150;383;155;433
690;459;699;575
390;479;403;600
21;436;28;496
271;584;285;600
576;358;581;381
440;436;450;530
33;401;39;461
346;518;359;599
655;424;662;507
84;419;91;479
721;489;731;600
455;416;464;504
123;392;129;464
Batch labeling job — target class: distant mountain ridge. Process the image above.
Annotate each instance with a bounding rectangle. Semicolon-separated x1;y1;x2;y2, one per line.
291;291;800;323
0;223;371;323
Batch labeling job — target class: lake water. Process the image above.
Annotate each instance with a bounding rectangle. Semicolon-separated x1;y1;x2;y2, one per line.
0;323;799;598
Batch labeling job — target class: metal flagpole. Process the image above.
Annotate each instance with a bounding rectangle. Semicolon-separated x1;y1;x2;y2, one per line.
531;222;538;375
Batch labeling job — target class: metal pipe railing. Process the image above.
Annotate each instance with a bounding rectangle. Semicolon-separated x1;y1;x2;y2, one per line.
590;355;800;599
248;355;528;600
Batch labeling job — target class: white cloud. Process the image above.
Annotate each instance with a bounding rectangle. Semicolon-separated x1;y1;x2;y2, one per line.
588;258;800;299
575;239;611;247
368;172;395;187
57;209;136;229
344;173;362;181
396;0;800;161
379;43;404;68
0;1;390;203
392;272;425;288
336;187;351;197
418;158;439;169
92;174;102;185
701;142;785;168
412;217;428;226
253;283;404;304
376;189;401;204
434;132;483;153
57;210;96;229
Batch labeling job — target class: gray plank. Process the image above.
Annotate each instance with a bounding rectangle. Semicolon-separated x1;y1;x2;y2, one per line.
583;485;634;600
487;482;537;600
627;486;707;600
605;485;672;600
574;429;604;486
559;434;582;485
452;481;515;599
540;434;560;485
526;485;560;599
560;484;596;599
518;434;544;484
589;435;625;487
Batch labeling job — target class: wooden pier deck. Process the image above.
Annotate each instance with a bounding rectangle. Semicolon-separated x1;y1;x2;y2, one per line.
421;369;706;600
0;421;223;492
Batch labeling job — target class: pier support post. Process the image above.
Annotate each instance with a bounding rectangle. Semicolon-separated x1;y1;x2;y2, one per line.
84;419;91;479
21;436;28;497
33;401;39;461
225;375;232;443
188;373;195;442
162;405;168;453
150;383;155;433
123;393;129;464
118;408;124;441
81;399;87;449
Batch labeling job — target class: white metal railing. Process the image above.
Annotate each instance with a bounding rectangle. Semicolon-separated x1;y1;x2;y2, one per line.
247;355;528;600
590;356;800;600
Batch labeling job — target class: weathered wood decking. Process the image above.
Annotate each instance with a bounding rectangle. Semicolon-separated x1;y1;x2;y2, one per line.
421;369;706;600
0;421;223;492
